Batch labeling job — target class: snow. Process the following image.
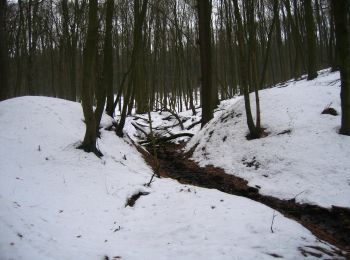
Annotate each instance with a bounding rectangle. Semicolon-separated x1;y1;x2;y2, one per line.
122;96;238;144
187;69;350;208
0;96;344;259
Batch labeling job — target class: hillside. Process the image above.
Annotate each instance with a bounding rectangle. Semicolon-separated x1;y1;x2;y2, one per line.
0;96;345;259
187;69;350;209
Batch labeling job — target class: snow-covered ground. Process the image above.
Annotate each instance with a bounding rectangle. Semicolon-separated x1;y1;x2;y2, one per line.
0;96;344;259
187;69;350;209
123;96;236;144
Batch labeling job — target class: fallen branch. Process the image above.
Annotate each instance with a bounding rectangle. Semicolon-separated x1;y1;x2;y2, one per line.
125;133;150;156
154;122;181;131
214;108;225;113
135;121;149;128
163;108;184;130
131;122;148;137
162;115;175;121
133;115;150;123
139;132;194;145
187;120;202;130
155;99;185;130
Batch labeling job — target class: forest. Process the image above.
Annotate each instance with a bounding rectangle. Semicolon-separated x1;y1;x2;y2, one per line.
0;0;350;259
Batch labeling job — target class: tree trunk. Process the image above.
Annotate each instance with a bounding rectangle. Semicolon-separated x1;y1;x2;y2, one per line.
134;0;149;114
95;0;114;135
198;0;213;127
61;0;72;99
246;0;261;129
284;0;303;79
79;0;101;156
27;0;34;95
232;0;260;139
0;0;8;101
304;0;318;80
333;0;350;135
105;0;116;117
116;0;148;137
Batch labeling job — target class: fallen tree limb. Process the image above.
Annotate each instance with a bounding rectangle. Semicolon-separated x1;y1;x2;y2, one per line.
154;122;181;131
133;115;150;123
139;132;194;145
187;120;202;130
162;107;185;130
214;108;225;113
131;122;148;137
155;99;185;130
125;133;150;156
135;121;149;128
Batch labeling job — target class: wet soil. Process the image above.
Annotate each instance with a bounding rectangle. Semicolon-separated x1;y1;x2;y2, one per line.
137;141;350;257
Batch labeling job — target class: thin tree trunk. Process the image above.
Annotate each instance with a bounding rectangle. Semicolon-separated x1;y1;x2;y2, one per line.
105;0;116;117
333;0;350;135
304;0;318;80
95;0;114;134
198;0;213;127
232;0;260;138
79;0;101;156
0;0;8;100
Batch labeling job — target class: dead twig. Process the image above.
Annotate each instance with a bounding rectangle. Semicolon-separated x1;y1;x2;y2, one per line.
154;122;181;131
187;120;202;130
155;99;185;130
271;210;277;233
133;115;150;123
131;122;148;137
139;132;194;145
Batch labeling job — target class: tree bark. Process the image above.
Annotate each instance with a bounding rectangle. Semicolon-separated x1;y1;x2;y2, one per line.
105;0;116;117
333;0;350;135
95;0;114;135
61;0;72;99
232;0;260;138
0;0;8;101
304;0;318;80
79;0;101;156
116;0;148;137
198;0;214;127
284;0;303;79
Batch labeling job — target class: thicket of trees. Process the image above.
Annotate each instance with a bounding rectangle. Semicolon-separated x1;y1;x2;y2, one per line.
0;0;349;145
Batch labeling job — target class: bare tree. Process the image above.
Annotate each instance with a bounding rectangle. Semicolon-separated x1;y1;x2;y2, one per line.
333;0;350;136
95;0;114;135
233;0;262;139
198;0;213;127
116;0;148;137
0;0;8;101
78;0;100;156
304;0;318;80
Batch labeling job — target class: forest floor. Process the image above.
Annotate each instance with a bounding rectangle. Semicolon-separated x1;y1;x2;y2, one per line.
0;69;349;259
123;68;350;257
139;140;350;255
125;69;350;209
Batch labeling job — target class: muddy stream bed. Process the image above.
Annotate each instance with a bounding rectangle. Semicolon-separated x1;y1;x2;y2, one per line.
132;140;350;257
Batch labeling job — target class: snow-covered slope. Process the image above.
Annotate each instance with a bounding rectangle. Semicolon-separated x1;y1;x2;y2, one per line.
0;96;344;259
188;69;350;209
